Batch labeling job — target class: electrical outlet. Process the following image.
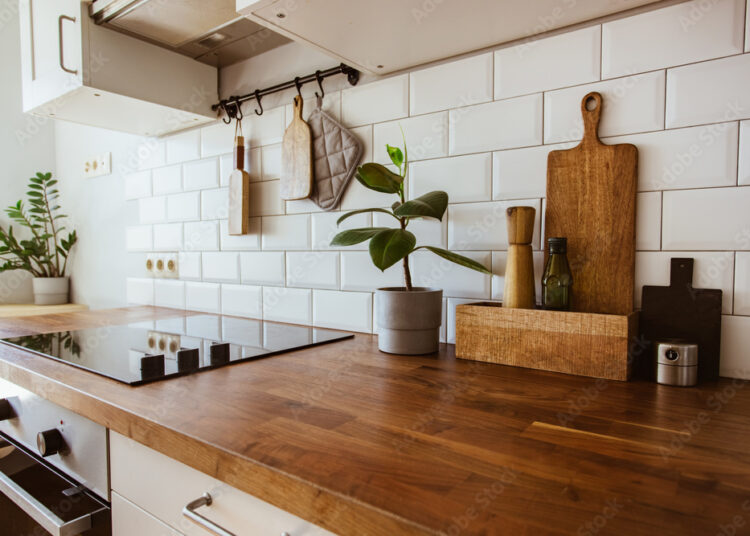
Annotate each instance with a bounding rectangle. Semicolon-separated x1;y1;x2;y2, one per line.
83;152;111;178
145;253;178;279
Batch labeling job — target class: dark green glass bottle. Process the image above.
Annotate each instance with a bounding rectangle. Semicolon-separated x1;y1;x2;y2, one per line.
542;237;572;311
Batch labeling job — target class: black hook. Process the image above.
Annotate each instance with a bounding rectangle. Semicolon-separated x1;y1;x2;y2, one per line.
221;98;239;124
253;90;263;116
234;98;243;121
294;76;303;98
314;70;325;99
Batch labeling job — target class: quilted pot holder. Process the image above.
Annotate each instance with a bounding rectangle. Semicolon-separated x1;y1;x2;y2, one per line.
307;97;363;211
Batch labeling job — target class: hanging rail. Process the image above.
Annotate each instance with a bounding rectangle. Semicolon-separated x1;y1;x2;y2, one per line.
213;63;360;122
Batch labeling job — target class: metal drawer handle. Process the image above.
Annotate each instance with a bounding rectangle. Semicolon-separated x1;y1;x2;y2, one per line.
58;15;77;74
183;493;236;536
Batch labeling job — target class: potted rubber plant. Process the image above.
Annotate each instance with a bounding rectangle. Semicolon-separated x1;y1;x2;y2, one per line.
0;172;77;305
331;141;491;354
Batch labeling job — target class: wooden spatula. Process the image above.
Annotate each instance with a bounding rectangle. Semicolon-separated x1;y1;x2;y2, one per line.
228;133;250;235
281;95;313;200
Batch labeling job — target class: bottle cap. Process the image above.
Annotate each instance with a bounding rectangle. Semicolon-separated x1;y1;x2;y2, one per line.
548;237;567;254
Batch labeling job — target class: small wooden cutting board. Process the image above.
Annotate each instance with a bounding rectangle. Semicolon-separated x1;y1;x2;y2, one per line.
281;95;313;200
545;92;638;315
228;135;250;235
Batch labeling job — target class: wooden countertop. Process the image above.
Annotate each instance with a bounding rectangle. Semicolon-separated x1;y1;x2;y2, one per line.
0;307;749;535
0;303;87;318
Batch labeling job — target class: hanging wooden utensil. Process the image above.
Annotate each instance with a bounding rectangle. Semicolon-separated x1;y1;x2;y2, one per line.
281;95;313;200
228;117;250;235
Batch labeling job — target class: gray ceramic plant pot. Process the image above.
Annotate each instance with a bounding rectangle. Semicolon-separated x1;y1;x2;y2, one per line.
376;287;443;355
32;277;69;305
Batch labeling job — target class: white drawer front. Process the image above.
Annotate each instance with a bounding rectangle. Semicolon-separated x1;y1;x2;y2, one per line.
110;431;334;536
113;492;182;536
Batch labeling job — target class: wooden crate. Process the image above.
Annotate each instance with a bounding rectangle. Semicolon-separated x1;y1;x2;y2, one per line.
455;302;638;381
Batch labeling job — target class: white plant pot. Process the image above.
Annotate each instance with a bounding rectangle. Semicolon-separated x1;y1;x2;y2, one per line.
32;277;69;305
375;287;443;355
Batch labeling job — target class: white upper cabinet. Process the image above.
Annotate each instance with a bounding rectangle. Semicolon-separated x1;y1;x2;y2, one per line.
19;0;218;136
237;0;667;74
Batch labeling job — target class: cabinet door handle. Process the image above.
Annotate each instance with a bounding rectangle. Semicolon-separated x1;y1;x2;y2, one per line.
58;15;77;74
183;493;236;536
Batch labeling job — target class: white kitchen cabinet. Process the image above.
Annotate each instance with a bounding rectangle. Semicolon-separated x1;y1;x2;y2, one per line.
112;492;182;536
110;431;335;536
237;0;668;75
18;0;217;137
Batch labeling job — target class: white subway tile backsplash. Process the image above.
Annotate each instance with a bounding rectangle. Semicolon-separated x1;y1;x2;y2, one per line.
167;192;200;222
124;171;151;200
446;298;479;344
495;26;601;99
313;290;372;332
201;188;229;220
720;315;750;378
219;219;261;251
263;286;311;325
127;278;154;305
183;158;219;191
602;0;744;79
410;53;493;116
247;106;285;148
448;199;541;251
544;71;665;143
491;251;544;303
152;164;182;195
219;147;262;185
666;54;750;129
178;252;201;280
154;280;185;309
735;252;750;315
412;250;491;299
221;284;262;319
184;221;220;251
373;112;448;163
740;120;750;185
152;223;183;250
312;212;371;251
135;139;166;171
261;144;282;180
166;130;200;164
636;191;661;251
126;226;152;251
410;153;491;203
342;75;409;127
341;251;404;292
662;187;750;250
284;91;342;125
202;252;239;282
240;252;285;286
449;94;542;155
350;125;373;163
287;252;339;289
340;179;385;211
250;180;284;216
262;214;310;250
200;121;233;158
492;143;573;200
185;282;221;313
138;196;166;224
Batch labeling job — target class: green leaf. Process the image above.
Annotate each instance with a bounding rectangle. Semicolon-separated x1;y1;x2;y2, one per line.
330;227;391;246
418;246;491;274
336;208;398;226
355;163;403;194
369;229;416;271
393;191;448;221
385;144;403;168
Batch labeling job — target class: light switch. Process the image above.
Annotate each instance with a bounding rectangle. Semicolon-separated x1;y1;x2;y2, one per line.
83;152;112;178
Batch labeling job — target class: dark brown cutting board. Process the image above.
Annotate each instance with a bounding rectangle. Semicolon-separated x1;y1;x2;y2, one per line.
639;258;722;381
545;92;638;315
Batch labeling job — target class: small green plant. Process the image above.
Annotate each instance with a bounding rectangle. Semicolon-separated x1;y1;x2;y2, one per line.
331;141;490;290
0;172;77;278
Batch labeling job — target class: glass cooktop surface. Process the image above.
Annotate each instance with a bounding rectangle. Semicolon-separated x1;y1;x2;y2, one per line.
1;315;353;386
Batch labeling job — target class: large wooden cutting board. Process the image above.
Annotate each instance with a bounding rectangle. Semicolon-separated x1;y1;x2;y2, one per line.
545;92;638;315
281;95;313;200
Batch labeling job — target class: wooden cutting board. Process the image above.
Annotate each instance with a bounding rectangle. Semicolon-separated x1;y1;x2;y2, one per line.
228;135;250;235
545;91;638;315
281;95;313;200
639;258;722;382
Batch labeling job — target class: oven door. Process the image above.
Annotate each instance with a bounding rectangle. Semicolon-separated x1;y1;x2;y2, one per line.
0;435;110;536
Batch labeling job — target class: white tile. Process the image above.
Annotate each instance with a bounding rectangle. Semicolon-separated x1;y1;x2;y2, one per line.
154;280;185;309
448;199;541;250
152;223;183;250
666;54;750;129
135;138;166;171
447;297;489;344
663;187;750;250
247;106;285;148
240;252;285;286
496;26;601;99
124;170;151;200
491;251;544;303
373;212;446;248
200;121;233;158
287;251;340;289
342;75;409;127
127;278;154;305
610;123;739;191
261;144;282;180
286;198;324;215
138;196;166;224
126;226;152;251
410;153;491;203
635;251;734;313
350;125;372;163
166;130;200;164
185;282;221;313
602;0;745;79
183;158;219;191
220;147;262;185
410;53;493;116
339;174;386;211
263;287;311;325
720;315;750;378
449;94;542;155
636;191;661;251
735;253;750;315
152;164;182;195
284;91;342;126
544;71;666;144
373;112;448;164
201;188;229;220
412;250;491;299
313;290;372;332
312;211;371;251
250;180;284;216
492;143;574;200
184;221;220;251
740;121;750;185
262;214;310;250
341;251;404;291
202;252;239;282
221;284;262;319
219;219;261;250
177;252;201;280
167;192;200;222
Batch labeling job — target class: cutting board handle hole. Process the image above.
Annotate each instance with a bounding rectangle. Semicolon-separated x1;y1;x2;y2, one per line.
585;96;599;111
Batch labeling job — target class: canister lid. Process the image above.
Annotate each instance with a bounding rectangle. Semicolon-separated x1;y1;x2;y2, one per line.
655;340;698;366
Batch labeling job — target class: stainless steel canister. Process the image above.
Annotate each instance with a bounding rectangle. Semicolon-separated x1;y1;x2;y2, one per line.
655;340;698;386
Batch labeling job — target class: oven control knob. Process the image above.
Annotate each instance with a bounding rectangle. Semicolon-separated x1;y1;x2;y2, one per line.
0;399;12;421
37;429;66;457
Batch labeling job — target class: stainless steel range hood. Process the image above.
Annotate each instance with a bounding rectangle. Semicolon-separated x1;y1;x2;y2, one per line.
89;0;289;67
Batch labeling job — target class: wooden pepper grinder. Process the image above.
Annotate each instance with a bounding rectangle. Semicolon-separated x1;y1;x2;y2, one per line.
504;206;536;309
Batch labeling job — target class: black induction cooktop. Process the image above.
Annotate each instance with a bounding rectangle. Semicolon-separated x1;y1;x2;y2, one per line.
1;314;353;386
